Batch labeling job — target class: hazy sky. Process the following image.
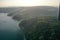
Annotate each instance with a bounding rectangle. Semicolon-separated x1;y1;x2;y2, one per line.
0;0;59;7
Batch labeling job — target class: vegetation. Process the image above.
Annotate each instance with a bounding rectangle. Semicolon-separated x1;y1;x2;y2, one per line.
6;6;59;40
7;6;58;20
19;17;60;40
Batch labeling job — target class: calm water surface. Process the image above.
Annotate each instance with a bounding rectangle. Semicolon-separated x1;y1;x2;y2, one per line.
0;13;25;40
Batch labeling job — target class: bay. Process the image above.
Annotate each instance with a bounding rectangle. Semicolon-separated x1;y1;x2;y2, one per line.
0;13;25;40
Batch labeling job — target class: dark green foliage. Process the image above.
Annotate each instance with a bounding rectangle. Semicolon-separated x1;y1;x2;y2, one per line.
19;17;60;40
12;14;23;21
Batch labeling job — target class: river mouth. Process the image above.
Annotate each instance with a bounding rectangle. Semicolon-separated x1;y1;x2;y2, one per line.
0;13;25;40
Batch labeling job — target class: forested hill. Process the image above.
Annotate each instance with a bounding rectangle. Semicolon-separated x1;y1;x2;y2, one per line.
0;6;58;13
6;6;58;21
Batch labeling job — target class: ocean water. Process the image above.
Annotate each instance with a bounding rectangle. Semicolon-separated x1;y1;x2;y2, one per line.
0;13;25;40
